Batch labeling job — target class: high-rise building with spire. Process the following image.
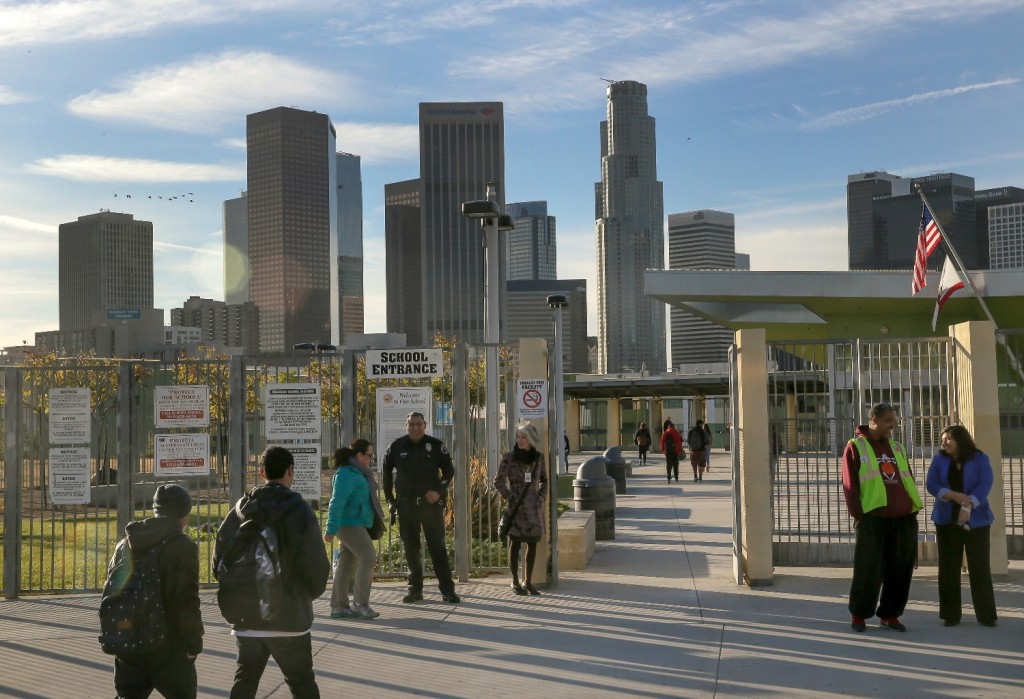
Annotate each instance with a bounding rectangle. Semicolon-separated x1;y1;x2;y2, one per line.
595;80;665;373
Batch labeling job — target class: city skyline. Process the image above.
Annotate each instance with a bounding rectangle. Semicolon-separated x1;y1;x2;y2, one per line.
2;1;1024;350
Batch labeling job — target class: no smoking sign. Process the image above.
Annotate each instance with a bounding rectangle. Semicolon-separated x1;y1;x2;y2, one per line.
517;379;548;420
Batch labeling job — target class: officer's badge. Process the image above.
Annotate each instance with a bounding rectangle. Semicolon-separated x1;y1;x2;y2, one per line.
426;443;432;452
441;444;449;455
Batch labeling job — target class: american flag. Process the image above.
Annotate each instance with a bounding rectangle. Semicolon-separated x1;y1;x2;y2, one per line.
911;205;941;295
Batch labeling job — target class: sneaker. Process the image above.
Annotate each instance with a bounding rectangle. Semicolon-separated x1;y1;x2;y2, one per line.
330;606;356;619
442;592;462;604
402;591;424;604
352;604;380;619
880;618;906;632
851;615;866;632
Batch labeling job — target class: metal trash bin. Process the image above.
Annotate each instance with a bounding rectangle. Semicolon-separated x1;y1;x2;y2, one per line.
603;446;628;494
573;457;616;540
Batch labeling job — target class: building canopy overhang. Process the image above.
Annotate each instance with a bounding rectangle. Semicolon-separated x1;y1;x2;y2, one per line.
645;269;1024;341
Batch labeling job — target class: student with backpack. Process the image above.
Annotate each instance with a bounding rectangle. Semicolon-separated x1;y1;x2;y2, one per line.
99;483;203;699
214;446;331;699
660;420;683;483
688;419;709;482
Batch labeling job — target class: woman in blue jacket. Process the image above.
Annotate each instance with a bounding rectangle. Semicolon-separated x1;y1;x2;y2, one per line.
325;439;384;620
926;425;998;627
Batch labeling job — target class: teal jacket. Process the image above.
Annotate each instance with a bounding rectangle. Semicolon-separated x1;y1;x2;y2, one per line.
325;463;373;533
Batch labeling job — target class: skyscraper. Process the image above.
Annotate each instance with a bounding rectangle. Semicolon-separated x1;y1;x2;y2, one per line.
504;201;556;281
667;210;737;366
505;279;588;373
223;191;248;305
336;152;364;345
59;211;154;331
385;102;505;345
977;186;1024;269
384;178;423;345
246;107;338;352
595;80;665;373
847;171;977;271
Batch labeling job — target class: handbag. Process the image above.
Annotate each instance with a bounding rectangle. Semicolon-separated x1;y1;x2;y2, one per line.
367;510;387;541
498;462;536;544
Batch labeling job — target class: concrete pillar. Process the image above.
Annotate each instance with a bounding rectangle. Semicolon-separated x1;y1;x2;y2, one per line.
950;321;1008;575
518;337;551;584
736;328;773;586
606;398;621;449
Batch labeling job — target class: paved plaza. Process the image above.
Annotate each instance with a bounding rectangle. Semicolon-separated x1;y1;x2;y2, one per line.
1;453;1022;697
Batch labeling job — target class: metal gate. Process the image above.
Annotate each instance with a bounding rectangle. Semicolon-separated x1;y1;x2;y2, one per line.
996;330;1024;558
2;341;533;597
767;338;953;566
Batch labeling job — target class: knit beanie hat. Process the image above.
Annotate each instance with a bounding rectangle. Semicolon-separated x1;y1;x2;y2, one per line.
153;484;192;519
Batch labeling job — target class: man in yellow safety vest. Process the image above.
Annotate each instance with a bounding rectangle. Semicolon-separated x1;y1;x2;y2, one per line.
842;402;923;633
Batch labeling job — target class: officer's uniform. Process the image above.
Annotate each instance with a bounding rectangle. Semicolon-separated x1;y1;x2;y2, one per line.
382;434;456;596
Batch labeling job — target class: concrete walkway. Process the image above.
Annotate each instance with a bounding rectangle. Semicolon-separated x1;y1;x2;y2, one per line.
1;453;1022;698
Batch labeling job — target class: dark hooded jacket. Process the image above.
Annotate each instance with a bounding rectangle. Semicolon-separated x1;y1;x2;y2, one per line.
120;516;204;656
213;481;330;632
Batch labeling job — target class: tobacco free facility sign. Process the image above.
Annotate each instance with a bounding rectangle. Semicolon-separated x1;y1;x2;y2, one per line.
366;349;444;378
516;379;548;420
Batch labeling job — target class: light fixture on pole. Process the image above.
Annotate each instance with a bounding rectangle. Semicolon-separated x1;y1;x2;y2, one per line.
462;184;514;477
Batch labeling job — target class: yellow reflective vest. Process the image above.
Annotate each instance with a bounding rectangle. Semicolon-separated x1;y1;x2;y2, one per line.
849;435;923;514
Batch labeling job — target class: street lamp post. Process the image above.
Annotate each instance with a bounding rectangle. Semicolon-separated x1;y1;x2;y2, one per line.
547;294;568;475
462;185;514;475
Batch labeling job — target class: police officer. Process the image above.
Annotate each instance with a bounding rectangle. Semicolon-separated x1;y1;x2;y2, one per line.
382;412;460;604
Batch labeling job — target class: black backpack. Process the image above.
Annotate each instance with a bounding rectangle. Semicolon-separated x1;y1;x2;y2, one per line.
98;533;176;655
215;509;295;627
689;428;707;451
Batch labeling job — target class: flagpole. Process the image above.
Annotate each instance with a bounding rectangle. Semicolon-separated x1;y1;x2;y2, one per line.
913;184;998;326
916;183;1024;386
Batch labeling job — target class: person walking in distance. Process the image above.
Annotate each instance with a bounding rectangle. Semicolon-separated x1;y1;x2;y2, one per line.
702;421;714;473
633;422;652;466
660;420;683;483
382;412;460;604
214;447;331;698
101;484;204;699
687;419;709;482
842;403;922;633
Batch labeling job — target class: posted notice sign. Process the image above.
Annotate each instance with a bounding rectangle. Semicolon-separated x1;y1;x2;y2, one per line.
154;434;210;476
366;349;444;379
264;384;322;440
49;387;91;444
376;387;432;465
49;447;90;505
155;385;210;428
516;379;548;420
284;445;322;501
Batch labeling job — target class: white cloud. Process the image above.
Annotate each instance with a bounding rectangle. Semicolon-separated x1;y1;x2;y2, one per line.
67;51;348;132
0;214;57;234
220;137;247;149
801;79;1019;130
0;0;314;47
0;85;32;105
25;154;244;182
336;123;418;162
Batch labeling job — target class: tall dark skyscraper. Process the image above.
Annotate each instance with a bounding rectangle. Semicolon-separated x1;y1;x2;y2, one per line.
223;191;248;305
385;178;423;345
847;171;977;271
59;211;154;331
246;107;338;352
595;80;665;373
504;201;556;281
385;102;505;345
336;152;364;345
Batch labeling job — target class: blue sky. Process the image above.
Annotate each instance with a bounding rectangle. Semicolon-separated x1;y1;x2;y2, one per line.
2;0;1023;350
